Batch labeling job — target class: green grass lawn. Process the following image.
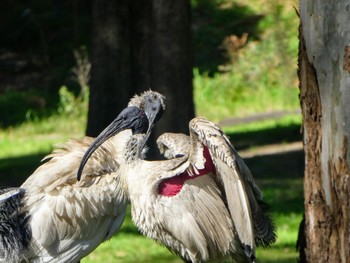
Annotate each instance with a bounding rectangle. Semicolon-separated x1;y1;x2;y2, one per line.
0;115;303;262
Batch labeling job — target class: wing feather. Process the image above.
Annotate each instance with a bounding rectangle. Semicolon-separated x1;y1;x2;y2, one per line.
154;174;237;261
186;118;254;252
188;117;276;251
155;118;276;257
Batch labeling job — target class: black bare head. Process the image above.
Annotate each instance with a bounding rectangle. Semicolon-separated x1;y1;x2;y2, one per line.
128;90;166;133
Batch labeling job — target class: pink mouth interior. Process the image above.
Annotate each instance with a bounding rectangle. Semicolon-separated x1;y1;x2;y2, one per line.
158;146;216;197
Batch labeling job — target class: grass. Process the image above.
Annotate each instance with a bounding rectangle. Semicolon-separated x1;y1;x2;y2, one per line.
0;114;85;159
0;116;303;262
0;0;303;261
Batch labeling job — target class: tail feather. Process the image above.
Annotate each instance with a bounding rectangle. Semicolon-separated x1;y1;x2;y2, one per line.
253;200;277;247
0;188;31;262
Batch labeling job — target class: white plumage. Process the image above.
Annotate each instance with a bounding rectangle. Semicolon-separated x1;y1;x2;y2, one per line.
0;90;166;263
102;117;276;263
20;135;129;262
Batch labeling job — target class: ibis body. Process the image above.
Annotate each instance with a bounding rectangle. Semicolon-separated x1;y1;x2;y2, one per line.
87;117;276;263
0;90;165;263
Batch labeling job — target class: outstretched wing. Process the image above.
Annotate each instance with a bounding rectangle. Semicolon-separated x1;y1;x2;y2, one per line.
188;117;255;256
189;117;275;248
157;118;276;251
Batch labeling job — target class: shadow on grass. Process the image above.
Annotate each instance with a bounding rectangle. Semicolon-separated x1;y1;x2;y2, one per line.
0;153;46;187
223;122;304;214
225;123;302;151
247;150;304;215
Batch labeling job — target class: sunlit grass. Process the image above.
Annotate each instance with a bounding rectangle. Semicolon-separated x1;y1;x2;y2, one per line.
0;114;85;158
222;114;301;134
82;234;181;263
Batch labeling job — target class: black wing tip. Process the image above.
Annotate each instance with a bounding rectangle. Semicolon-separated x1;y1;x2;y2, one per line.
254;199;277;247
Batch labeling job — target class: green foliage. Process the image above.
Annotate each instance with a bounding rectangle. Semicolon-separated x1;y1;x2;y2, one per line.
193;0;299;123
194;69;299;122
57;83;88;117
58;86;77;115
192;0;262;74
0;90;49;127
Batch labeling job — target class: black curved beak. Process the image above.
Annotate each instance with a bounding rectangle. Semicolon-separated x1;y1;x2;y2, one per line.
77;106;149;181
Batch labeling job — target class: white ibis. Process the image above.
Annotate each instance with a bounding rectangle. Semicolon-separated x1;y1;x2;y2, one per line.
0;90;165;263
79;117;276;263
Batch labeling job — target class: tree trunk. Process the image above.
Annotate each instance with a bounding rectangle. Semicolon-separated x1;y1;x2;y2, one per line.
87;0;131;136
299;1;350;262
150;0;194;136
87;0;194;139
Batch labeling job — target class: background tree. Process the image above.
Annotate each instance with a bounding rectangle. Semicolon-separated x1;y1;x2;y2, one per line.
298;1;350;262
87;0;194;144
87;0;133;137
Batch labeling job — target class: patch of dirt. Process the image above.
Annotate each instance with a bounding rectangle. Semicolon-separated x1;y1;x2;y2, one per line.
239;141;303;158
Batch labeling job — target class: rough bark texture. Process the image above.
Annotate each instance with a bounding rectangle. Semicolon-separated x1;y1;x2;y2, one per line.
299;1;350;262
299;26;328;262
87;0;194;139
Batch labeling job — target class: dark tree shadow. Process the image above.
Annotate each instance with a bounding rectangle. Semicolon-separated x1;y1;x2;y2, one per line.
225;123;302;151
245;149;304;214
0;153;46;187
226;123;304;214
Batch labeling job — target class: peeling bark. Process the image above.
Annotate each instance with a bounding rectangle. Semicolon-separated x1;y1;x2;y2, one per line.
299;25;333;263
328;137;350;262
299;1;350;262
